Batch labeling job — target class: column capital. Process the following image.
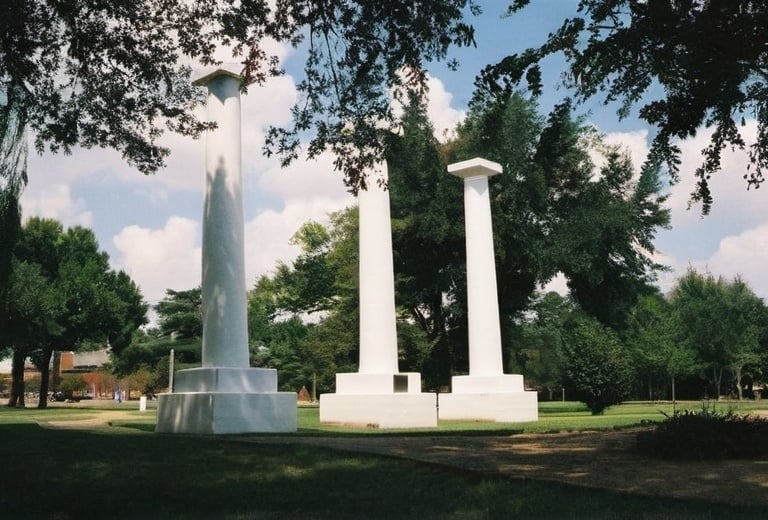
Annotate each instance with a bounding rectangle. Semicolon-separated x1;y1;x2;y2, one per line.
192;64;248;87
447;157;503;179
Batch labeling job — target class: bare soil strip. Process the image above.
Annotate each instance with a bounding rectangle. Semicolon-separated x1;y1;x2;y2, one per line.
243;430;768;508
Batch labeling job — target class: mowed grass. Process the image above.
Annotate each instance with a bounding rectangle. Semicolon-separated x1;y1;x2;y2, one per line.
1;400;766;518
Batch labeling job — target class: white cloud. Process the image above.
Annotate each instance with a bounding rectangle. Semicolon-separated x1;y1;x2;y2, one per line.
603;129;650;174
246;152;355;284
19;182;93;228
112;217;202;304
705;223;768;298
425;75;466;142
666;120;768;229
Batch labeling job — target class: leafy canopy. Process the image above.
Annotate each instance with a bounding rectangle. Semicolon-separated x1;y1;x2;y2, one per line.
487;1;768;213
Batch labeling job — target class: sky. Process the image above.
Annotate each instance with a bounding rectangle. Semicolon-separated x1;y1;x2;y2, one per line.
18;1;768;317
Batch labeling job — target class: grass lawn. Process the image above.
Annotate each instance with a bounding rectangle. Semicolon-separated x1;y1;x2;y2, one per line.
1;400;766;518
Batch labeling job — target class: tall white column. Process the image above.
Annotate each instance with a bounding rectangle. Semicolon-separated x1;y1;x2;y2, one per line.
197;69;249;368
358;163;399;374
439;157;538;423
155;66;297;434
319;157;437;428
448;158;504;376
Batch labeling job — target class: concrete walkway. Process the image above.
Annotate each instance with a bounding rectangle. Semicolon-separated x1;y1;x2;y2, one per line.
242;429;768;509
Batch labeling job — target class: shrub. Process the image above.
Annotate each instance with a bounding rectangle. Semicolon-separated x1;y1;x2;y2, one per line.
562;318;633;415
637;407;768;460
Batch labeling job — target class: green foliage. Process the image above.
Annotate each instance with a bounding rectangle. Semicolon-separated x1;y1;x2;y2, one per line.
669;269;768;398
3;218;147;407
512;292;574;399
637;408;768;460
489;1;768;213
452;95;669;332
58;374;86;395
561;316;634;415
154;288;202;340
626;292;700;401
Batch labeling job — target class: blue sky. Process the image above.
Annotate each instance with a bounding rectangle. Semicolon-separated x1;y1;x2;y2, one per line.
18;1;768;313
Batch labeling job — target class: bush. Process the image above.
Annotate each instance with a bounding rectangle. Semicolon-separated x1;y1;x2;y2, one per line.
637;407;768;460
562;318;633;415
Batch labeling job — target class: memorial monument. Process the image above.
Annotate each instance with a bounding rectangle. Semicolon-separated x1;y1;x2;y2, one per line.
320;160;437;428
438;158;538;422
156;65;297;434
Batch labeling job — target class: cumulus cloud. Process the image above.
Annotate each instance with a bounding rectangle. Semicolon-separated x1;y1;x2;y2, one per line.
19;182;93;228
602;120;768;299
245;151;355;284
704;224;768;297
425;75;466;142
112;217;202;304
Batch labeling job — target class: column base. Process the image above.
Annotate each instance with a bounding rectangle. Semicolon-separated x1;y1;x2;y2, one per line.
320;372;437;428
438;374;538;422
156;367;297;434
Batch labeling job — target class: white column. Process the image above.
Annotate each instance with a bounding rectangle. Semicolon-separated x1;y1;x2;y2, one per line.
448;158;504;376
196;69;249;369
357;162;400;374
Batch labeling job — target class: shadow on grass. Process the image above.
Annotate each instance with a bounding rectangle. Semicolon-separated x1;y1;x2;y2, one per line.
1;423;764;519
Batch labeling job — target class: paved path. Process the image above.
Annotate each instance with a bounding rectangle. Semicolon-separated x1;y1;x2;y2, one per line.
242;429;768;508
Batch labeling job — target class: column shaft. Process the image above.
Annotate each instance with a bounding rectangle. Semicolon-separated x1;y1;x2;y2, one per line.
357;163;399;374
463;175;504;376
201;74;249;368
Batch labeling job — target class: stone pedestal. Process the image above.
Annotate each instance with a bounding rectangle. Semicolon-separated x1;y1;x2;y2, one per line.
156;65;296;435
438;375;538;422
320;160;436;428
440;158;538;423
156;368;296;434
320;373;436;428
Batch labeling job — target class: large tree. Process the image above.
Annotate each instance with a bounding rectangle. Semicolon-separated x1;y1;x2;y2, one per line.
448;94;670;331
669;269;768;399
487;0;768;213
5;218;147;407
2;1;479;188
626;292;700;403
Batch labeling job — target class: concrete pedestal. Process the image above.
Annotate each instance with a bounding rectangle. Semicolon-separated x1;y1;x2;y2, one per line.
156;368;297;434
438;375;538;422
320;373;436;428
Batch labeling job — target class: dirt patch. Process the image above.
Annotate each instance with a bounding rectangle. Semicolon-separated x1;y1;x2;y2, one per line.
37;410;146;431
244;429;768;508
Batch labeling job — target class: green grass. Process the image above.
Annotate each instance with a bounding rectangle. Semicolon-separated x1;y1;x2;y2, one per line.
2;400;768;517
1;415;764;518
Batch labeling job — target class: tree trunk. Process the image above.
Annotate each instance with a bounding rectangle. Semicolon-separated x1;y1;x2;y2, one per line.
714;366;723;400
671;375;676;414
734;365;744;401
36;347;53;409
7;349;25;407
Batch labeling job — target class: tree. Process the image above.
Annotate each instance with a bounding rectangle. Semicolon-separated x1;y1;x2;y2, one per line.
4;218;147;407
513;292;574;400
448;94;669;331
669;269;768;399
3;1;481;190
154;288;203;341
487;1;768;213
561;314;634;415
112;288;203;383
387;91;466;388
626;292;700;404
